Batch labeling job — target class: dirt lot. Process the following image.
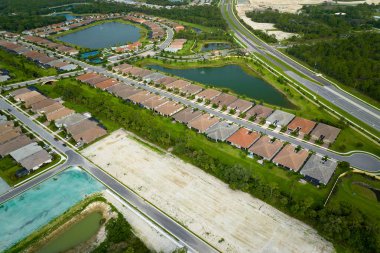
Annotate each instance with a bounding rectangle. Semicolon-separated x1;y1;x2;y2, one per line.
236;0;380;40
83;129;334;253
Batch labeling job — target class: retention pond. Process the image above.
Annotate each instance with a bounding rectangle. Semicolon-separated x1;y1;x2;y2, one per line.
58;22;141;49
37;211;103;253
0;167;105;251
148;64;292;108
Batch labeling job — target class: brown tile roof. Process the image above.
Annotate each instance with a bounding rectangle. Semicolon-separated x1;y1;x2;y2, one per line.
85;76;109;86
227;99;253;113
195;89;221;100
46;107;74;121
71;125;107;144
273;145;309;172
133;69;153;78
95;78;119;90
180;84;202;95
248;135;283;160
67;119;98;136
30;98;56;111
141;95;168;109
126;67;145;76
187;114;219;133
20;149;51;171
166;79;190;89
106;83;127;94
172;107;202;123
39;102;63;114
14;90;40;101
155;101;184;116
0;128;21;144
113;63;132;72
10;88;31;97
156;76;178;85
245;105;274;122
0;121;14;133
0;135;33;157
115;86;141;99
211;93;238;107
227;128;261;149
287;117;317;135
128;91;155;104
76;72;100;82
311;123;341;144
24;94;47;108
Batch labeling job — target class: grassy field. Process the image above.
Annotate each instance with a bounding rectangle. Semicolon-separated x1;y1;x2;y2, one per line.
136;57;380;156
0;49;57;85
328;172;380;242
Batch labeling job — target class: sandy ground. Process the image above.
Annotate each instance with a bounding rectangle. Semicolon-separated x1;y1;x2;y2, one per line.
102;190;181;253
83;129;334;253
236;0;380;40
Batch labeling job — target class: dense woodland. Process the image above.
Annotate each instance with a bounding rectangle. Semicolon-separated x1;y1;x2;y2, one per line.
247;3;380;39
145;0;189;6
174;28;233;42
287;33;380;102
37;81;380;253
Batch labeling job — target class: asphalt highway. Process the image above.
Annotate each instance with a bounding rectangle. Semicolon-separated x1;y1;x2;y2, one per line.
0;98;217;253
221;0;380;132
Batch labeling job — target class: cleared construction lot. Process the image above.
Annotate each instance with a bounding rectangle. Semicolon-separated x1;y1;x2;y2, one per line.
83;129;334;253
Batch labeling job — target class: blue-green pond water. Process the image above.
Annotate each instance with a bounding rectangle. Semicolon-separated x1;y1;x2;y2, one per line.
0;167;105;251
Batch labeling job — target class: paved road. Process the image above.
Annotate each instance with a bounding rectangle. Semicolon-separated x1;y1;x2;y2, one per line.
221;0;380;133
14;38;380;171
0;98;217;253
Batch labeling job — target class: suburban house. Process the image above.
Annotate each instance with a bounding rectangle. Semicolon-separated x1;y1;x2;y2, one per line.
227;99;253;114
180;84;203;96
210;93;238;108
141;95;168;110
300;154;338;185
272;145;309;172
265;110;295;127
310;123;341;145
155;101;184;116
187;113;219;133
287;117;317;136
248;135;283;160
195;88;221;101
156;76;178;86
226;128;261;149
205;121;240;142
245;105;274;123
172;108;202;124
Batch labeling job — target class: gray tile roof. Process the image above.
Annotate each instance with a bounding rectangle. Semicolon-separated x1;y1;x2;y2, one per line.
10;142;42;162
265;110;295;127
300;154;337;185
205;121;240;142
20;149;51;171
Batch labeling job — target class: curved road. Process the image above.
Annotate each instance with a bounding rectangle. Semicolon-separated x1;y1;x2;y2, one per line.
220;0;380;133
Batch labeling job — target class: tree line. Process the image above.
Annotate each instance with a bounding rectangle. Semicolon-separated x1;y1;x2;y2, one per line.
287;32;380;102
246;3;380;40
37;80;379;253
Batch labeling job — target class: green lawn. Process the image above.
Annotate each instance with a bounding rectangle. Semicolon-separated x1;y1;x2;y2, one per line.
328;173;380;241
0;49;57;85
0;156;22;185
0;153;61;186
